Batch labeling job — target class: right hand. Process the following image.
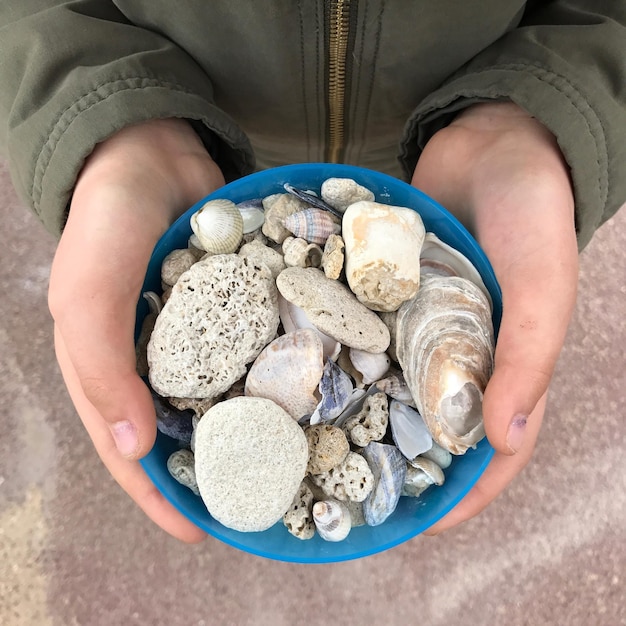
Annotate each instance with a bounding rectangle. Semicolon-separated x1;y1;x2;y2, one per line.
49;118;225;541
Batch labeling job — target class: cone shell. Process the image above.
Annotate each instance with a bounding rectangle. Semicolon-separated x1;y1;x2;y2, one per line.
342;201;425;312
396;275;495;455
190;199;243;254
283;208;341;245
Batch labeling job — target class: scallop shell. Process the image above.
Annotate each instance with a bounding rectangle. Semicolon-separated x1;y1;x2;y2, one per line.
282;236;323;268
349;348;390;385
244;329;324;420
342;201;425;312
312;499;352;542
361;442;407;526
396;274;495;455
283;208;341;245
388;400;433;460
190;199;243;254
420;232;491;305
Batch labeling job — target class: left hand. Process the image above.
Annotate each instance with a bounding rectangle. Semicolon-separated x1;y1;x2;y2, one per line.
411;102;579;534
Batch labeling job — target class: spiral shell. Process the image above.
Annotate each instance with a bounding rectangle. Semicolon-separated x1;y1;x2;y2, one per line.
396;274;495;455
282;236;323;268
190;199;243;254
312;499;352;542
283;208;341;245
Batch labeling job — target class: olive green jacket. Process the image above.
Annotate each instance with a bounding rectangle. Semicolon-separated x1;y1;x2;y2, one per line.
1;1;625;248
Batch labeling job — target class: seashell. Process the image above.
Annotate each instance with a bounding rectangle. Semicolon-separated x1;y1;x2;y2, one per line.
152;391;194;445
402;457;445;498
342;201;426;312
190;198;243;254
418;440;453;469
342;391;389;447
187;233;206;259
388;400;433;460
283;183;344;218
349;348;390;385
321;233;345;280
396;274;495;455
236;198;265;234
277;294;341;361
283;208;341;245
283;481;316;540
361;442;407;526
310;359;355;423
320;177;375;213
244;329;325;420
377;310;398;362
420;232;491;305
373;369;416;408
305;424;350;475
313;499;352;542
332;383;377;429
262;193;310;243
282;236;323;268
167;449;200;495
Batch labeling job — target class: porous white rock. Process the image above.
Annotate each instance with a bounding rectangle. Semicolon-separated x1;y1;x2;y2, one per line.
161;248;198;287
283;481;316;540
320;178;375;213
194;397;309;532
342;392;389;447
276;267;390;353
238;238;286;279
310;451;374;502
147;254;279;399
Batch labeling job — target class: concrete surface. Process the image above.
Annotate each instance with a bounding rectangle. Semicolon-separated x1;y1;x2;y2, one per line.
0;157;624;626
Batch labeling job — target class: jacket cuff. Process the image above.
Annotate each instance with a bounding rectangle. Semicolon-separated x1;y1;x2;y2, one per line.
34;77;255;237
399;64;608;250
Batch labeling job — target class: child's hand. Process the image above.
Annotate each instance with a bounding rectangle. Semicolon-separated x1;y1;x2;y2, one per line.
48;118;224;541
412;102;579;534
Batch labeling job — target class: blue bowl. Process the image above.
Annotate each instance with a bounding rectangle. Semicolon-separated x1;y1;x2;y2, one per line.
136;163;502;563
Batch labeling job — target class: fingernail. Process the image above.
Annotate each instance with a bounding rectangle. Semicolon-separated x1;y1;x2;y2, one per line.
506;414;527;453
110;420;139;457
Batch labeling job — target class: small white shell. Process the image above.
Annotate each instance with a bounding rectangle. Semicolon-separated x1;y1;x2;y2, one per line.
348;348;390;385
277;294;341;361
312;499;352;542
388;400;433;460
190;199;243;253
236;199;265;233
282;236;323;268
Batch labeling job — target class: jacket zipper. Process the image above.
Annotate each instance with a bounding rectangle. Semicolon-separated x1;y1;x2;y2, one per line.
326;0;354;163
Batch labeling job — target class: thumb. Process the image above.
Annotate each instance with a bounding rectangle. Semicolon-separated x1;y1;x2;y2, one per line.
481;234;578;456
49;201;161;459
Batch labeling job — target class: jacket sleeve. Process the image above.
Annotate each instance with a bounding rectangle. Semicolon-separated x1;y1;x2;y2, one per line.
399;0;626;250
0;1;255;236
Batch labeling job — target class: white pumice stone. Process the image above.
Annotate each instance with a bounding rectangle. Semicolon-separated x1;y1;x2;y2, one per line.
194;397;309;532
147;254;279;399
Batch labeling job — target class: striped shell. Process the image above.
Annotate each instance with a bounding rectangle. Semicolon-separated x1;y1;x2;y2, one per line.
283;208;341;245
190;199;243;254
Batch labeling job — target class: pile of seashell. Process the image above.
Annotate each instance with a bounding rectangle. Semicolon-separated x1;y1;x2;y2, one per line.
138;177;495;542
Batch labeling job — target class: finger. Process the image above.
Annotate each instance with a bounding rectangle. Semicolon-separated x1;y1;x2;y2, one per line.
423;393;546;536
476;187;578;455
49;197;160;459
55;326;206;543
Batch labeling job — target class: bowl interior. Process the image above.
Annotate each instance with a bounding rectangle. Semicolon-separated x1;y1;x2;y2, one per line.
137;163;502;563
